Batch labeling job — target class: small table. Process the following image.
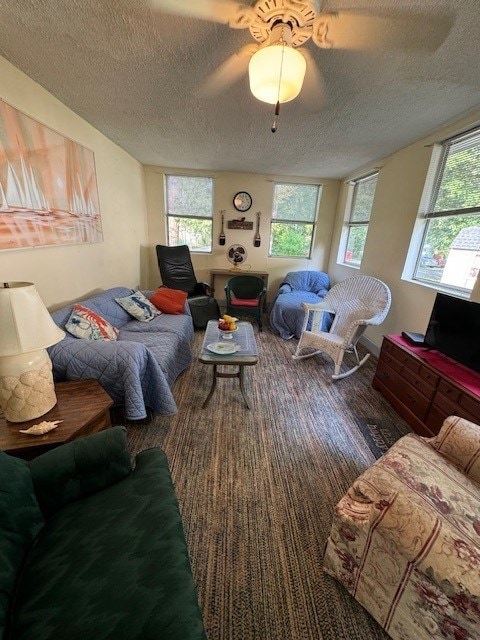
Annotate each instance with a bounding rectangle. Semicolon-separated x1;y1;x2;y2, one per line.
0;379;113;459
199;321;259;409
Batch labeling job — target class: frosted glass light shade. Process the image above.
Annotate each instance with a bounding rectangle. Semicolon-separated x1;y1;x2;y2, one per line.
0;282;64;356
248;44;306;105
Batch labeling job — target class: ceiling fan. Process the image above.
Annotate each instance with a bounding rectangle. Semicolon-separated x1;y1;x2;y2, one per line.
149;0;451;129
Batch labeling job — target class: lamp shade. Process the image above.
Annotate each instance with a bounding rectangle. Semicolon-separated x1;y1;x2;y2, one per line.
0;282;64;356
248;43;307;105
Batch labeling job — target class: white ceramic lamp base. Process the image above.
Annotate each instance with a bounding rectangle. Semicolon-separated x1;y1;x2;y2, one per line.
0;349;57;422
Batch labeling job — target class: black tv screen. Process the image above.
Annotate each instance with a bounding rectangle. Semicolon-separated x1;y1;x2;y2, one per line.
424;293;480;372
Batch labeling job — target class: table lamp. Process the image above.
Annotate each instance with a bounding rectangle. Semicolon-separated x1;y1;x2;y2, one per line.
0;282;65;422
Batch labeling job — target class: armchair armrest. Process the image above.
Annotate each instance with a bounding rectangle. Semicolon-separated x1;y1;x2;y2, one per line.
29;426;132;518
427;415;480;483
277;283;292;295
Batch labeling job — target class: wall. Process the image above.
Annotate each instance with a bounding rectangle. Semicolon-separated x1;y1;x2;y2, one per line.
0;55;148;309
144;166;340;301
328;108;480;352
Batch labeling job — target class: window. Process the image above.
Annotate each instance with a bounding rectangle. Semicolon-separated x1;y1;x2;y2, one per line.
414;127;480;293
165;175;213;252
269;183;321;258
342;172;378;266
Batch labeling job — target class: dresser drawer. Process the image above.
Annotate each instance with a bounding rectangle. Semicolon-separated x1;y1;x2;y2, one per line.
375;360;430;420
458;393;480;422
437;379;461;404
419;365;440;388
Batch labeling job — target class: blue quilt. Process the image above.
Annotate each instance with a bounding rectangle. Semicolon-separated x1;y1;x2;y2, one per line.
269;271;331;339
48;287;194;420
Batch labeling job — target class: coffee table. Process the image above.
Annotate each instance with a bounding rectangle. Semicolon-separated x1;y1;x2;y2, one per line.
199;321;259;409
0;379;113;459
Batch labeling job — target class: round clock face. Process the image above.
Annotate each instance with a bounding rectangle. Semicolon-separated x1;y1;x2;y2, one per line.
233;191;252;212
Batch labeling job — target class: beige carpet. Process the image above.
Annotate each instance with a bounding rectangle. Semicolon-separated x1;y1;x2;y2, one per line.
125;325;410;640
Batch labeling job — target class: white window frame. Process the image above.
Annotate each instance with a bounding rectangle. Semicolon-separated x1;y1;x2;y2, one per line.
164;174;214;253
404;125;480;296
339;171;378;268
269;182;322;259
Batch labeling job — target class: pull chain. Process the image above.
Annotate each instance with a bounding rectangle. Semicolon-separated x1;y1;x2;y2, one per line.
271;42;285;133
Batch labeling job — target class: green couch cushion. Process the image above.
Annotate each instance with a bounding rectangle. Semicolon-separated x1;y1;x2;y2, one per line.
0;452;44;640
11;448;207;640
29;426;132;519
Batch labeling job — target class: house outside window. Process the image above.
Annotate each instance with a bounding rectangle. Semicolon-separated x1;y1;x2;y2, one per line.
342;172;378;267
165;175;213;252
413;127;480;293
269;182;321;258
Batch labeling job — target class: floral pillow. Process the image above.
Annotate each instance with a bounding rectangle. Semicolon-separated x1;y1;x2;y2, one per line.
115;291;161;322
65;304;119;340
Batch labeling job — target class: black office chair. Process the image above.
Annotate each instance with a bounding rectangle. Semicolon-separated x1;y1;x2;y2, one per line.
156;244;219;329
224;275;267;331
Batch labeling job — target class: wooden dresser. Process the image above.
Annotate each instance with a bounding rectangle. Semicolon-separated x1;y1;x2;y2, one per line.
372;334;480;437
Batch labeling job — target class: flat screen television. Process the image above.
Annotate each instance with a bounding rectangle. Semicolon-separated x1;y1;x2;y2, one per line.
424;292;480;373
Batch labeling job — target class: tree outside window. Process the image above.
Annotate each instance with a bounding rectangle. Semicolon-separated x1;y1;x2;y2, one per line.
343;173;378;266
414;128;480;292
165;175;213;252
269;183;321;258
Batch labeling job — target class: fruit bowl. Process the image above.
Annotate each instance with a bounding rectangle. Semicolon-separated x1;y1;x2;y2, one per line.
218;326;238;340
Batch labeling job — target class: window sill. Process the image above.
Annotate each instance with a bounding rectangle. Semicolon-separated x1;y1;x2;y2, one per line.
401;275;471;300
337;261;361;270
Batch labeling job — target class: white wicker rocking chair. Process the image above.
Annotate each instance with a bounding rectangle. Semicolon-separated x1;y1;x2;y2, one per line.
292;276;391;380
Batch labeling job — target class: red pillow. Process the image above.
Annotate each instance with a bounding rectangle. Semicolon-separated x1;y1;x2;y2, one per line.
149;287;188;314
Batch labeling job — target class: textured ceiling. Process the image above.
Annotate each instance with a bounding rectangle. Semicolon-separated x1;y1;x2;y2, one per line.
0;0;479;178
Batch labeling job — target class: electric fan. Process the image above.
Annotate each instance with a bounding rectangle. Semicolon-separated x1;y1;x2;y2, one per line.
227;244;247;271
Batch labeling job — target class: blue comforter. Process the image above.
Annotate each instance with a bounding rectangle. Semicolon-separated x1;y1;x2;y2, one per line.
269;271;331;339
48;287;194;420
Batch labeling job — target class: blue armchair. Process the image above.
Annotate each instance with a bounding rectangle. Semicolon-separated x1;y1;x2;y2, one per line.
269;270;331;339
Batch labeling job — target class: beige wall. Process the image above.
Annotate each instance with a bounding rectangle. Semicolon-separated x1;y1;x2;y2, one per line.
0;55;148;309
328;108;480;351
144;166;340;301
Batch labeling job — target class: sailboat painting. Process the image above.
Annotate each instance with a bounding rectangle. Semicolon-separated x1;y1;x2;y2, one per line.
0;98;102;250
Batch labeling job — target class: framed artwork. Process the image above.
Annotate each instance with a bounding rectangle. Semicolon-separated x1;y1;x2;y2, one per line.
0;98;102;250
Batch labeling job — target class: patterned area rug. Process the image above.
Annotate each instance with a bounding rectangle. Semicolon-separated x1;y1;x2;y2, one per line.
125;325;411;640
354;417;407;459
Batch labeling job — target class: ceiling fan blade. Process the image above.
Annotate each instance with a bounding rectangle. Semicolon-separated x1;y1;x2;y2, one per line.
199;43;259;97
148;0;248;25
297;48;326;113
314;11;453;52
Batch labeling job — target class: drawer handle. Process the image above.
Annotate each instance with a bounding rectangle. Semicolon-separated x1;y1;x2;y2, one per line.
407;394;416;403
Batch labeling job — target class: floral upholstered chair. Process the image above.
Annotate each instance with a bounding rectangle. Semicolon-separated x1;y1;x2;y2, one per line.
323;416;480;640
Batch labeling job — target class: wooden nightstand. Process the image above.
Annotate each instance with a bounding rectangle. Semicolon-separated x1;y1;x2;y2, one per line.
0;379;113;459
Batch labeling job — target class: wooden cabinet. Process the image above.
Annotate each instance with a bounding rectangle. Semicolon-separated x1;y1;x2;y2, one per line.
373;335;480;437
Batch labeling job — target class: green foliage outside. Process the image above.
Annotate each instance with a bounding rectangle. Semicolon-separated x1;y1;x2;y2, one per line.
166;175;213;251
422;144;480;260
270;184;320;257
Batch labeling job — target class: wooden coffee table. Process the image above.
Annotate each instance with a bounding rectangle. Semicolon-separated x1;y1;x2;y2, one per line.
199;321;259;409
0;379;113;459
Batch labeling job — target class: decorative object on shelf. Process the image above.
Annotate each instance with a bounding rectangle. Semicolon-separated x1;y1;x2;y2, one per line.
19;420;63;435
0;282;65;423
219;209;226;245
227;217;254;230
254;210;261;247
227;244;248;271
233;191;252;212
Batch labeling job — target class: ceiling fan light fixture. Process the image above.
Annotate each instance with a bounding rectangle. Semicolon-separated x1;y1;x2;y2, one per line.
248;43;306;105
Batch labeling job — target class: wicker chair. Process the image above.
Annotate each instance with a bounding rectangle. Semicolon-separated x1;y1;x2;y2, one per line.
224;275;267;331
293;276;391;379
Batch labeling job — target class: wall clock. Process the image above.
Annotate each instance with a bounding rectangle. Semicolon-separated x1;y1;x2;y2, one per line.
233;191;252;212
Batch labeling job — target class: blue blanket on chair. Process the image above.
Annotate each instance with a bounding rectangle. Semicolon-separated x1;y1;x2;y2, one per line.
269;271;331;340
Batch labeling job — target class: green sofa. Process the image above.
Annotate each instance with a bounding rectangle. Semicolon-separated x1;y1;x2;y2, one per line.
0;427;207;640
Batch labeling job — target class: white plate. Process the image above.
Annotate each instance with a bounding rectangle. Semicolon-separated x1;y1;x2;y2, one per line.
206;342;241;355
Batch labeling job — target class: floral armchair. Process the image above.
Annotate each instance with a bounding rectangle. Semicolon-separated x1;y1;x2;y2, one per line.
323;416;480;640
